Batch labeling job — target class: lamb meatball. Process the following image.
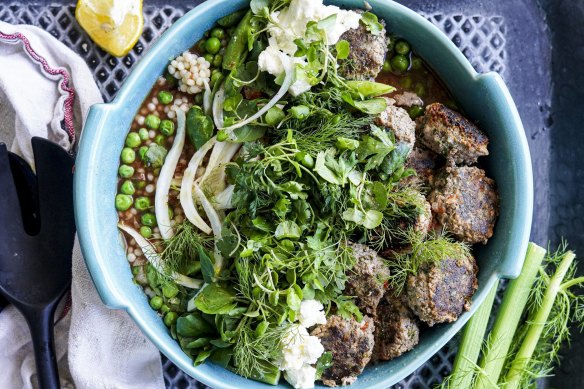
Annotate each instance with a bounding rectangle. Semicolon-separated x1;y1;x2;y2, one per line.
338;12;388;80
372;291;420;361
345;242;390;315
311;315;375;387
416;103;489;165
404;145;440;188
428;166;499;244
405;255;478;326
375;97;416;150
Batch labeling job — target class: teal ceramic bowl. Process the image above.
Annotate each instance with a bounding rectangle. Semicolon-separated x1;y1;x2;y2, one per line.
74;0;533;387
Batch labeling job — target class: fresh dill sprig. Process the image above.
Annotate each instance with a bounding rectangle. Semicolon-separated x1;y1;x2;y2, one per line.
385;229;471;294
160;221;214;277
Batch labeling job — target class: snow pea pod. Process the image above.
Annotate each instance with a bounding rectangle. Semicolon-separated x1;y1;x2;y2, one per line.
186;106;214;149
217;9;247;28
222;10;253;71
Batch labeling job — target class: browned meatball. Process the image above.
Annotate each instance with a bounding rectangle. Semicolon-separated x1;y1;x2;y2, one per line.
416;103;489;165
375;98;416;150
372;291;420;361
404;145;440;188
345;242;390;316
311;315;375;387
405;255;478;326
428;166;499;244
338;12;388;80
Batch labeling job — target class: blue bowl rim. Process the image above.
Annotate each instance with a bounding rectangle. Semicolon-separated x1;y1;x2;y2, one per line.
74;0;533;388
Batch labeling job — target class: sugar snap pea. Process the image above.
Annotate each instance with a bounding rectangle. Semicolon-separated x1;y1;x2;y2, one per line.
186;106;214;149
222;10;253;71
217;9;247;27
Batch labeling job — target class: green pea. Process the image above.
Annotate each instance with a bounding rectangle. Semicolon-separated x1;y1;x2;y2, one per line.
159;119;175;136
135;196;151;211
120;147;136;164
391;54;409;73
203;53;214;63
164;311;178;327
160;304;171;314
411;56;423;70
139;146;149;161
395;40;411;55
408;105;424;119
400;76;413;90
132;266;141;276
382;60;391;72
210;71;223;87
165;72;178;88
158;90;173;105
414;82;426;97
115;194;133;211
212;54;223;68
194;93;204;105
140;225;152;238
118;164;134;178
265;106;285;126
120;180;135;195
141;213;156;227
204;37;221;54
154;134;165;145
138;127;149;141
150;296;163;310
136;181;146;189
162;283;179;299
125;132;141;148
153;168;161;176
210;27;225;39
217;130;228;142
145;114;161;129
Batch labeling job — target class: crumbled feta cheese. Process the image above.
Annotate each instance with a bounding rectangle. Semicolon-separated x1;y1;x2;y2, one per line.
298;300;327;328
257;0;361;96
284;364;318;389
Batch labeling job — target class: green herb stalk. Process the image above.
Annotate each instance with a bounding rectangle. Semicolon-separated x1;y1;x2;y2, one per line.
474;243;547;389
503;250;576;388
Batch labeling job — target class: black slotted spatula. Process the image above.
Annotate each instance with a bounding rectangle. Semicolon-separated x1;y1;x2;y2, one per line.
0;137;75;389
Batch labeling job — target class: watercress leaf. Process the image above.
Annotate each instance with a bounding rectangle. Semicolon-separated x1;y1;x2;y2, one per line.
317;13;337;32
195;283;238;314
287;287;302;311
186;106;215;149
360;11;384;35
353;98;387;114
265;106;286;125
316;352;333;379
176;312;214;337
252;216;274;232
346;80;395;98
186;337;211;349
370;124;394;146
302;284;315;300
314;149;356;185
336;137;360;151
379;141;411;176
292;199;311;225
289;105;310;119
250;0;269;14
240;239;264;257
217;227;238;258
199;247;215;283
144;143;168;167
275;220;301;240
335;297;363;322
342;207;365;224
273;197;291;219
278;181;308;200
335;39;350;60
363;209;383;229
230;125;266;142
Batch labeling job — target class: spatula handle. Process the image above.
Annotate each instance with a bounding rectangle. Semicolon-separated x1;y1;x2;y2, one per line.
26;308;60;389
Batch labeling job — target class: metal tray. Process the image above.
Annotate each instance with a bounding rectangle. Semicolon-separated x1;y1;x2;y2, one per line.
1;0;582;387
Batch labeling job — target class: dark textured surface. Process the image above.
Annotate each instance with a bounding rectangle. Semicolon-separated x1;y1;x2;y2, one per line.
0;0;581;388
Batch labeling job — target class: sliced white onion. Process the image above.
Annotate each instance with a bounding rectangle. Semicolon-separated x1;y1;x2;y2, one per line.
193;185;224;274
203;79;212;116
117;223;203;289
180;137;216;234
155;109;186;240
221;69;294;134
214;184;235;210
199;142;241;188
212;84;225;129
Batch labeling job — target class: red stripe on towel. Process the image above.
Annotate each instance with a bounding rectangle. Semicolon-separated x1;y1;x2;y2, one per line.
0;31;76;142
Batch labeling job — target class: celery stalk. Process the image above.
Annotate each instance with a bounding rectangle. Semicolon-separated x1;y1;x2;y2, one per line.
503;251;576;388
447;280;499;389
475;243;547;389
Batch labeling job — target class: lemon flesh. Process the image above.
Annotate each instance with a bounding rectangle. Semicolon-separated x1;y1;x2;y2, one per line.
76;0;144;57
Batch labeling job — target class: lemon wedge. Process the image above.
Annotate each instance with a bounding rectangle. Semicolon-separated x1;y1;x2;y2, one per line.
75;0;144;57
